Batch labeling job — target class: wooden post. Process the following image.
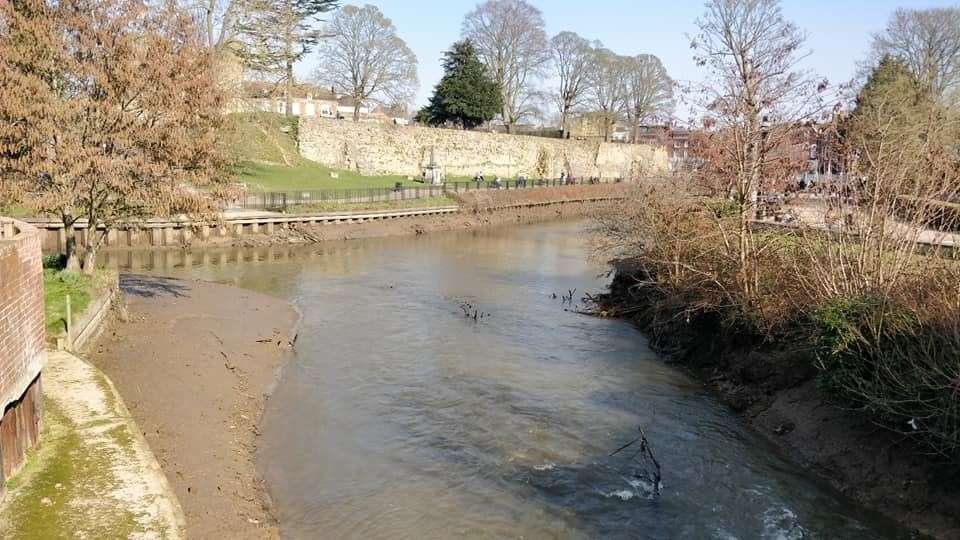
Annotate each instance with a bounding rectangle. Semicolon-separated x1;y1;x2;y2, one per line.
65;294;72;349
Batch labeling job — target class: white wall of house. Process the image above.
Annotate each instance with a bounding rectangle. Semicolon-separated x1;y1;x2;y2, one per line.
240;97;339;118
336;105;370;118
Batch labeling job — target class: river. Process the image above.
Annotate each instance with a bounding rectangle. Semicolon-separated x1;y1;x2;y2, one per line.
103;220;906;539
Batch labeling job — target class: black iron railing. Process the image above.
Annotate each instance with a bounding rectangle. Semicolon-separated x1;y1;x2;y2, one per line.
232;177;618;212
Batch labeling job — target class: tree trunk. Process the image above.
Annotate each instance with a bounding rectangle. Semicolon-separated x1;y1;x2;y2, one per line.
80;228;104;275
81;248;97;275
63;218;80;272
750;130;763;220
285;59;294;118
205;0;215;48
353;95;361;122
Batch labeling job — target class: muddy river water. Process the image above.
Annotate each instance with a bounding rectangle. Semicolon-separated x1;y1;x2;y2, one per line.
107;221;906;539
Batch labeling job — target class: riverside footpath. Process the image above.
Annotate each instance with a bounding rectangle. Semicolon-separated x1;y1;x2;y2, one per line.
0;217;182;538
0;350;184;538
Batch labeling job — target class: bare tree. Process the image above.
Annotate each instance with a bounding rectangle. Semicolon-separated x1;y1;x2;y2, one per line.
551;31;594;137
314;4;418;122
187;0;246;50
177;0;256;100
237;0;338;116
871;7;960;99
588;47;628;142
691;0;823;305
623;54;674;142
462;0;550;131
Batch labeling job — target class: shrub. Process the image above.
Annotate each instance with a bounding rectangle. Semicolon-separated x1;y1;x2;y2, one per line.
703;198;739;219
895;196;960;232
597;179;960;460
813;296;960;459
535;147;550;178
595;182;805;337
42;253;67;270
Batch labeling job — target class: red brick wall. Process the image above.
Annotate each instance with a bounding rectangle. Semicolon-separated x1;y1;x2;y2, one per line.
0;218;45;483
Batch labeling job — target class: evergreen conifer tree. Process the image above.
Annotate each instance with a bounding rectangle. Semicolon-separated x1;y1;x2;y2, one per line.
417;40;501;129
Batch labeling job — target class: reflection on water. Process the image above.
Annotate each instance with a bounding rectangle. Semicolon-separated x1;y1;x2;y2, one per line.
113;222;906;539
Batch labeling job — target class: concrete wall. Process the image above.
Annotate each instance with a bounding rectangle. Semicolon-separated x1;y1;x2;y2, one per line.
299;118;669;179
0;218;45;484
26;206;462;253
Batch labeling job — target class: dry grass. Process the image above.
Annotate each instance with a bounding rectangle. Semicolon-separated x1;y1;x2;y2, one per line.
595;177;960;458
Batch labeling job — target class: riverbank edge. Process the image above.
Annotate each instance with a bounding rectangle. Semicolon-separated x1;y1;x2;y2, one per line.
255;298;304;529
87;276;300;538
228;197;624;248
597;263;960;539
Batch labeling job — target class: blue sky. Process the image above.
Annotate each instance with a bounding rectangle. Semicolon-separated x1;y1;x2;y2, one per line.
297;0;958;119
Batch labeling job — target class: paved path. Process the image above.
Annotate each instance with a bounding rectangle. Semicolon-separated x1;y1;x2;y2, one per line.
0;351;184;539
771;203;959;248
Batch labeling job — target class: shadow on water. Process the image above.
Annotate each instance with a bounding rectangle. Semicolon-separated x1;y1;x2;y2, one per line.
102;221;911;539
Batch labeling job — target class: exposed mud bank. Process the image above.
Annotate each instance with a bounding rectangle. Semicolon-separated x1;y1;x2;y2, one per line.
88;276;298;539
229;196;624;248
598;264;960;539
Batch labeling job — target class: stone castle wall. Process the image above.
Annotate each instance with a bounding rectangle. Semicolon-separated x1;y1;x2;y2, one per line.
0;218;45;485
299;119;669;179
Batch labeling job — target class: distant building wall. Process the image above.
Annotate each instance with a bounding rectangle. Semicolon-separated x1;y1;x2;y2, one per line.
0;218;44;486
299;118;669;179
236;97;340;118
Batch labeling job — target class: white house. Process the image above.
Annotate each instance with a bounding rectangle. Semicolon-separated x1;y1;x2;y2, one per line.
335;96;371;119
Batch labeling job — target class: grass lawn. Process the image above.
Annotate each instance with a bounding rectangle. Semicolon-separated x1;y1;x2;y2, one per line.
285;195;456;214
237;161;424;191
227;112;305;167
228;112;430;191
42;269;112;336
238;161;488;192
0;205;31;218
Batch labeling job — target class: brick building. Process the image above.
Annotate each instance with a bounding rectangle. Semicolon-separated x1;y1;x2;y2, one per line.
0;218;45;490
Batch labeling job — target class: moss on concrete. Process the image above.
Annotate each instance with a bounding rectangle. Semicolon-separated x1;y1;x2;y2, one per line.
0;398;154;539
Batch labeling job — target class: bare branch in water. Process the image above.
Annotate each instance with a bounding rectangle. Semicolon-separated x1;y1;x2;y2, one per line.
612;426;662;496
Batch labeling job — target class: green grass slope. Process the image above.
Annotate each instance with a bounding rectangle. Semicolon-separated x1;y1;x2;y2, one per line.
229;112;430;191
